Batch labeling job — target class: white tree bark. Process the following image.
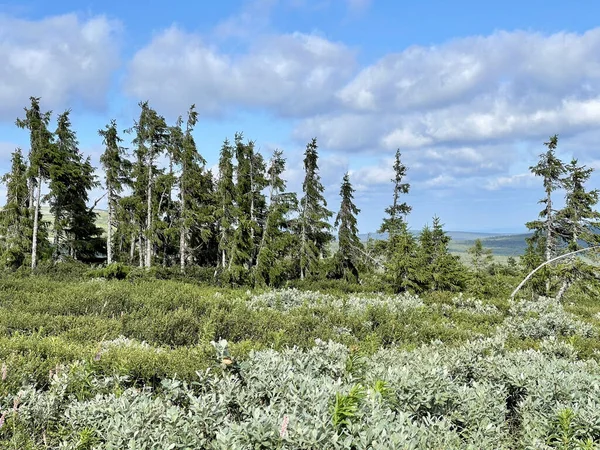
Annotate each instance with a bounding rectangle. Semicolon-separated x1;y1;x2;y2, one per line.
31;167;41;269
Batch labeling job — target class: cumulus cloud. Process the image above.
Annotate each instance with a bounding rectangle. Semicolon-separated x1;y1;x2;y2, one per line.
338;29;600;114
484;173;537;191
295;28;600;154
124;27;356;118
285;27;600;204
0;13;121;121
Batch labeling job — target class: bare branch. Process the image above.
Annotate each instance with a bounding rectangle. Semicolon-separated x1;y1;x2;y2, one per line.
511;245;600;300
88;193;107;214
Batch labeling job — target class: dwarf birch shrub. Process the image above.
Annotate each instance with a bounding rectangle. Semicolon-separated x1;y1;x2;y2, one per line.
502;296;595;339
2;278;600;447
248;288;424;313
2;335;600;448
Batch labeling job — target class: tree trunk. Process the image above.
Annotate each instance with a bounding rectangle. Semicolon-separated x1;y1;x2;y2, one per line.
28;177;34;213
145;155;153;268
31;167;41;269
555;280;571;303
129;231;135;264
300;196;307;280
138;235;144;268
557;229;579;302
545;190;553;295
180;177;186;273
53;208;60;261
107;191;113;265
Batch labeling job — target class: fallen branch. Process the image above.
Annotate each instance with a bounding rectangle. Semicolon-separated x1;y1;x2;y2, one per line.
511;245;600;300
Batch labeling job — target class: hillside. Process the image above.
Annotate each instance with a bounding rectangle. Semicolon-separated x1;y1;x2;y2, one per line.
360;230;531;260
0;206;110;235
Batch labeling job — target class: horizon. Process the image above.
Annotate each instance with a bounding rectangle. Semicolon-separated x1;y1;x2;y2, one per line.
1;1;599;235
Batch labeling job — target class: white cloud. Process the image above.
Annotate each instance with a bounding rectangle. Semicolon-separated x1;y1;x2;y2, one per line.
337;29;600;114
484;173;537;191
349;164;393;190
297;28;600;152
124;27;356;118
0;13;121;120
289;27;600;196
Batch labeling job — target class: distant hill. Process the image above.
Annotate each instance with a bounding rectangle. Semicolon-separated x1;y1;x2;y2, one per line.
449;233;531;258
5;206;532;259
360;231;506;242
360;230;532;261
0;206;109;235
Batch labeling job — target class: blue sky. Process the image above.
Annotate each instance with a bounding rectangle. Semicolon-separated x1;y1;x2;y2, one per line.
1;0;600;234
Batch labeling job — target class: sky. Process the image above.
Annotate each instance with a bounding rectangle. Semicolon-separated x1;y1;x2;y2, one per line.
1;0;600;234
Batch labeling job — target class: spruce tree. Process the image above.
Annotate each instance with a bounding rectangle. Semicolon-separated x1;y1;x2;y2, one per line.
255;149;298;286
467;238;493;296
417;216;465;292
554;158;600;300
334;172;362;282
0;149;33;268
15;97;53;269
215;138;235;271
99;119;130;265
379;149;411;237
229;133;265;282
129;101;169;268
526;135;566;261
379;149;418;292
297;138;333;279
172;105;212;271
47;110;103;261
558;158;600;250
525;135;567;295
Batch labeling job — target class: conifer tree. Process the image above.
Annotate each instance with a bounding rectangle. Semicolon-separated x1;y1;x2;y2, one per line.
417;216;465;292
554;158;600;300
558;158;600;250
379;149;418;292
467;238;493;296
129;101;169;268
249;149;268;257
229;133;265;282
215;138;235;271
172;105;212;272
0;149;33;268
297;138;333;279
334;172;362;282
526;135;566;262
255;149;297;286
99;119;130;265
525;135;567;294
46;110;102;261
379;149;411;237
16;97;53;269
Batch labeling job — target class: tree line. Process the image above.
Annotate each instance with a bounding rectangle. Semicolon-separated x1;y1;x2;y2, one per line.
1;97;599;296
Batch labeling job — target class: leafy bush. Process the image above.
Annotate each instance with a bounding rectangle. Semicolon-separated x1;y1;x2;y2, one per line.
0;277;599;447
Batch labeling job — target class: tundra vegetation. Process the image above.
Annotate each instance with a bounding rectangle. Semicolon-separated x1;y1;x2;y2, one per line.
0;99;600;448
